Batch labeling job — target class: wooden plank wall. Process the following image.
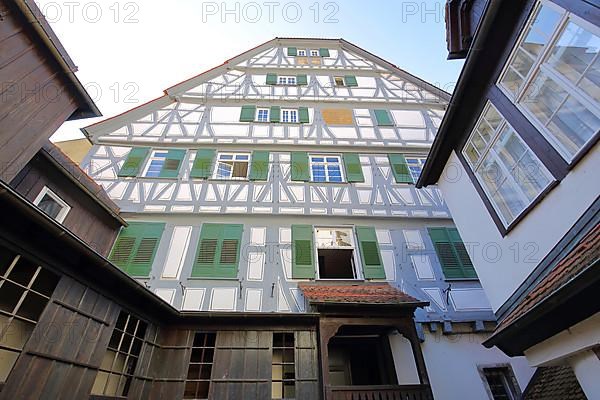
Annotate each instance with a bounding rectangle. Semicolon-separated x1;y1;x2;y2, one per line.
9;154;121;257
0;275;121;400
0;0;78;183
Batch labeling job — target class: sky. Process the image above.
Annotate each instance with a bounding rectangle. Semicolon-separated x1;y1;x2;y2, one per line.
36;0;465;142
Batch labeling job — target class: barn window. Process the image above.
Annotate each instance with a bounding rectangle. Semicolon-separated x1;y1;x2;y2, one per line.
272;332;295;399
184;332;217;399
91;311;148;397
32;187;71;223
0;248;60;383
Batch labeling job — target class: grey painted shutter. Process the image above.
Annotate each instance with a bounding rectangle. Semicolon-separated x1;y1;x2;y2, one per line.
249;151;270;181
356;226;385;279
388;154;414;184
266;73;278;85
291;152;310;182
291;225;315;279
342;153;364;183
240;105;256;122
190;149;215;179
158;149;186;178
118;147;150;177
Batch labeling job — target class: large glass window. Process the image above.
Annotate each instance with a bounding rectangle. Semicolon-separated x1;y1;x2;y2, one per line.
309;155;344;183
213;153;250;180
184;332;217;400
463;102;554;226
0;249;60;383
91;311;148;397
499;1;600;161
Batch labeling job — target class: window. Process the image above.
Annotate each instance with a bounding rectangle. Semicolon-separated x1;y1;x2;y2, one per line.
334;76;345;87
91;311;148;397
482;367;520;400
0;248;60;383
463;102;554;226
310;49;319;57
499;1;600;161
281;109;298;123
316;227;358;279
278;76;296;85
428;227;477;279
405;157;428;181
256;108;270;122
213;153;250;180
310;155;344;183
142;150;169;177
272;333;295;399
32;187;70;223
184;332;217;400
297;49;306;56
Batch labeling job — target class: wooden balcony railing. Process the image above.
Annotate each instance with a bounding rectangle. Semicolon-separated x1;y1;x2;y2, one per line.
328;384;433;400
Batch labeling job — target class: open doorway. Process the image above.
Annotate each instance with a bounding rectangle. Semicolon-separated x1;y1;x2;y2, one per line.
315;227;358;279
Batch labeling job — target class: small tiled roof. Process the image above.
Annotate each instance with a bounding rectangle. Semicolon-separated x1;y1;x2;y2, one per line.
523;366;587;400
495;223;600;334
298;283;423;305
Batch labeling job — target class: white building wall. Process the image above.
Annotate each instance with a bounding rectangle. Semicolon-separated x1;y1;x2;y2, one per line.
438;149;600;311
421;330;535;400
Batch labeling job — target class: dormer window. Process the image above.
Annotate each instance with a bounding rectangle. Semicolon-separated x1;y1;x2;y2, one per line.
33;187;71;223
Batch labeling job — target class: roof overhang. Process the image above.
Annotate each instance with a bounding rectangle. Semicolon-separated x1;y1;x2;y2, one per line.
12;0;101;120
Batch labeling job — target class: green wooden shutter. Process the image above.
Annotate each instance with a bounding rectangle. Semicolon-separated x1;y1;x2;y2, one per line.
388;154;414;184
192;224;242;278
344;75;358;87
428;228;477;279
249;151;270;181
190;149;215;179
356;226;385;279
374;109;394;126
296;74;308;86
109;222;165;277
319;48;330;57
118;147;150;177
266;73;278;85
298;107;309;124
270;106;281;123
240;105;256;122
287;47;297;56
291;152;310;182
342;153;364;183
159;149;186;178
291;225;315;279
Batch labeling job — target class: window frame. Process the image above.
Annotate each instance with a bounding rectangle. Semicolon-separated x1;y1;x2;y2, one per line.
271;332;296;400
309;49;320;57
297;49;306;56
462;102;555;228
309;154;345;183
183;331;217;400
256;108;270;123
404;156;428;182
313;226;363;281
212;152;251;180
497;0;600;163
278;76;297;85
281;108;298;123
334;76;345;87
32;186;71;223
141;149;170;178
479;364;521;400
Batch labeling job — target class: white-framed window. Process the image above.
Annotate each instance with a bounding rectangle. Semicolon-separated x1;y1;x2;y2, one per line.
310;49;320;57
481;367;520;400
314;227;361;280
213;153;250;180
278;76;296;85
33;187;71;223
498;0;600;162
256;108;270;122
297;49;306;56
405;157;428;181
463;102;554;227
334;76;345;87
310;155;344;183
142;150;169;177
281;109;298;123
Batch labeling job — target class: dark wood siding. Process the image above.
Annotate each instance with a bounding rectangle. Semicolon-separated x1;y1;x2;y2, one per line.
9;153;121;256
0;0;79;183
